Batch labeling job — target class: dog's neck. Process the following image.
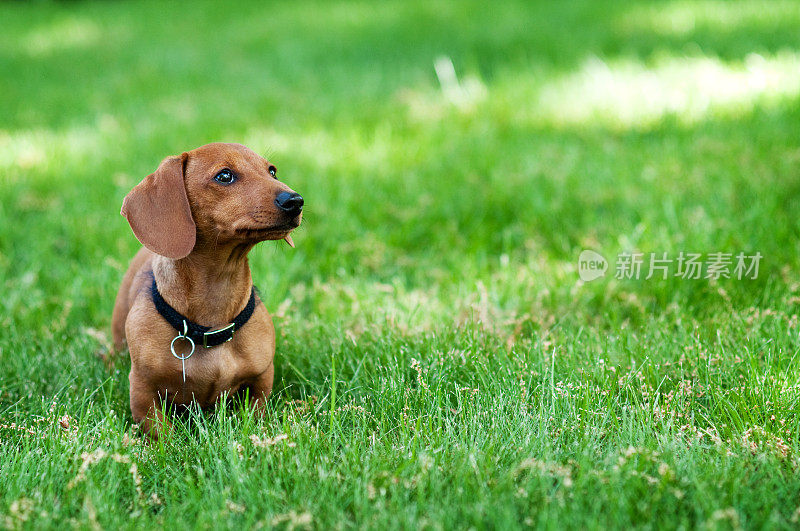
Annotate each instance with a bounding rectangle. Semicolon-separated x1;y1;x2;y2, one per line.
152;242;256;327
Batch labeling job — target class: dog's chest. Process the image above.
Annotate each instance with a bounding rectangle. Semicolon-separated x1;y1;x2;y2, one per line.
177;345;243;405
136;329;273;408
163;341;264;406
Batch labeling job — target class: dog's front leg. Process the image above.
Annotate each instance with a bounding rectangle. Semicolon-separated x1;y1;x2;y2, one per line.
247;365;275;417
129;374;173;440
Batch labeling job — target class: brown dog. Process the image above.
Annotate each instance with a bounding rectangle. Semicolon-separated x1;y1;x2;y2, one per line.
111;143;302;437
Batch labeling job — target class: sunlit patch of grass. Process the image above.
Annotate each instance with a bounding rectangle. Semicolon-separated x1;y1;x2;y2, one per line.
527;51;800;130
22;17;104;57
0;115;123;176
618;0;800;36
244;124;401;174
397;50;800;133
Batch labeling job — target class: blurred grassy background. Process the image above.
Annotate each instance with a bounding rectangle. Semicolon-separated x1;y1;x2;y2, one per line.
2;0;800;528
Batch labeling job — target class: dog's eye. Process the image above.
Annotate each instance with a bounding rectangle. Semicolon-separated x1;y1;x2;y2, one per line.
214;169;236;185
268;165;277;178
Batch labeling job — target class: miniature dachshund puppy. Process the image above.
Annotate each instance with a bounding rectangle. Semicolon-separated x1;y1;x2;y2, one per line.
111;142;302;438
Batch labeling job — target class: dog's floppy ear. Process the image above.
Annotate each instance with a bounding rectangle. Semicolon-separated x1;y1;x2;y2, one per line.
121;153;196;259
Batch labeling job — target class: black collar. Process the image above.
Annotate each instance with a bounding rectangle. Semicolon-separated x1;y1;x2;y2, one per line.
150;278;258;348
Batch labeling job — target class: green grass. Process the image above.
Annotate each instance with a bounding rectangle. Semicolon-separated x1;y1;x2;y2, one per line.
2;0;800;528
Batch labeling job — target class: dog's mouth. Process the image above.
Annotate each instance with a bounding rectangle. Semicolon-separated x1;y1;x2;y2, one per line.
235;220;300;241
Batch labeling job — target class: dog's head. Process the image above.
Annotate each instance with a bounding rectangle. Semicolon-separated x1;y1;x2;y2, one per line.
121;143;302;259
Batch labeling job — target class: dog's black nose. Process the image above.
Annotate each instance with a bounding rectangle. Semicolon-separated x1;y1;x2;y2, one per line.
275;192;304;216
